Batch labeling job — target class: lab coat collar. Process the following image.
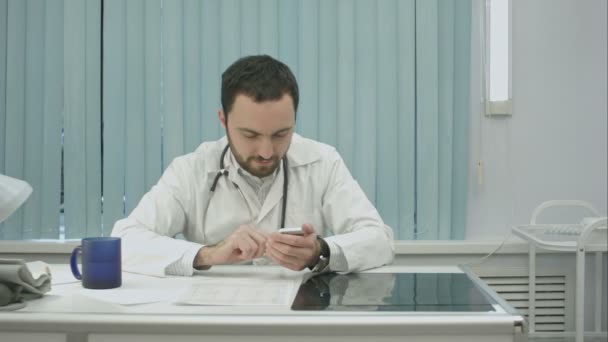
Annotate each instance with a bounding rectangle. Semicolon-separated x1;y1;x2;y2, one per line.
285;133;323;167
198;133;322;225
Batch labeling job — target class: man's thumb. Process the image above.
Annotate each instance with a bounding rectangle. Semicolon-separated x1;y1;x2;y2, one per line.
302;224;315;235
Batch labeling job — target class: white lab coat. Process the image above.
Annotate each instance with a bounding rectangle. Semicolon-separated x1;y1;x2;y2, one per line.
111;134;394;276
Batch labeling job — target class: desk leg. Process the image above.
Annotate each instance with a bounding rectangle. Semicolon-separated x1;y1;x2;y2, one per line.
529;244;536;334
575;246;585;342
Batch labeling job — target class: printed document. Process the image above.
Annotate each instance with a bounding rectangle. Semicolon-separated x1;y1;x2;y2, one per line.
175;277;298;306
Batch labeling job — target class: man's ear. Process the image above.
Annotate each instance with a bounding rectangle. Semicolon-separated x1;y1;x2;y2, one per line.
218;109;227;129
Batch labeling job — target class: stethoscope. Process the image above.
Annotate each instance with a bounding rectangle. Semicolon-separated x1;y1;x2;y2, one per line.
210;145;288;228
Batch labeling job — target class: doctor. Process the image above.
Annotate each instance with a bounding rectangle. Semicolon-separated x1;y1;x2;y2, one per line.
111;55;394;277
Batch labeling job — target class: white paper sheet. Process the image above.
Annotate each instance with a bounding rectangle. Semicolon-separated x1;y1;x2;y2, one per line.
80;288;177;305
175;277;298;306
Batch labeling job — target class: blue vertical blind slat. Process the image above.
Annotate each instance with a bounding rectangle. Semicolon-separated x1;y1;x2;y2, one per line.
258;0;278;57
84;0;102;237
375;0;399;239
396;0;416;240
144;0;162;191
336;0;356;169
200;0;221;140
414;0;471;239
317;0;337;148
40;0;63;238
354;0;377;201
3;0;27;238
183;0;202;154
438;0;455;240
64;0;102;238
162;0;185;168
416;0;440;239
278;0;298;78
220;0;240;72
0;0;6;175
23;0;44;239
240;0;259;56
125;0;146;215
64;0;87;238
451;0;472;239
103;0;127;234
298;0;319;139
1;0;64;239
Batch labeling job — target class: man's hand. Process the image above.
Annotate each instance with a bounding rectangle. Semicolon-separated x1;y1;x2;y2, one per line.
265;223;320;271
194;224;268;268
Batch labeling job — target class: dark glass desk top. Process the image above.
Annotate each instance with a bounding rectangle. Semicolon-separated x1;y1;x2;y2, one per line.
291;273;496;312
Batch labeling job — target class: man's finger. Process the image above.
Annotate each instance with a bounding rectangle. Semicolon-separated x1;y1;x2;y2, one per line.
237;235;259;260
270;232;305;247
248;229;268;246
247;230;268;258
253;241;266;258
270;240;307;259
266;244;300;269
301;223;315;235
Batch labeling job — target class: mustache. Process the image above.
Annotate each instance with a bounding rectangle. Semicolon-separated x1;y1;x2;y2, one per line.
250;156;278;162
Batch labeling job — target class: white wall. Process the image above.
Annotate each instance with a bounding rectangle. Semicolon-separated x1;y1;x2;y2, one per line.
467;0;608;238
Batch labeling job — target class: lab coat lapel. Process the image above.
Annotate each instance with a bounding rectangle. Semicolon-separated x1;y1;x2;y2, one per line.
254;134;323;225
256;167;284;225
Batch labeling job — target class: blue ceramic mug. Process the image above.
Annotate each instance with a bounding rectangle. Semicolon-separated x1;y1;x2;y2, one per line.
70;237;122;289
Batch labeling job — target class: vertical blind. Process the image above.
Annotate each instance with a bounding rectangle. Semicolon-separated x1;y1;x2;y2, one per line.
0;0;65;239
63;0;102;239
0;0;470;240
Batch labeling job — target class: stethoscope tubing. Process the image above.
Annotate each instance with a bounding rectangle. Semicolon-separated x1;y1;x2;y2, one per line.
210;145;288;228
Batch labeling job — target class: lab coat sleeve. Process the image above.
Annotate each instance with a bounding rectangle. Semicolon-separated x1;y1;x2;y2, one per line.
111;157;204;277
321;150;395;272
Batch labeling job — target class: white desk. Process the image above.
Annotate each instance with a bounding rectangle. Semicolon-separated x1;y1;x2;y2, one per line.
0;265;525;342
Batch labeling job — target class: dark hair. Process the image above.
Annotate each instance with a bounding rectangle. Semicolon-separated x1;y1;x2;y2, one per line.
221;55;299;118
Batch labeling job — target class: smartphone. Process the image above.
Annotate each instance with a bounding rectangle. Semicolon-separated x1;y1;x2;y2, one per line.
278;227;304;235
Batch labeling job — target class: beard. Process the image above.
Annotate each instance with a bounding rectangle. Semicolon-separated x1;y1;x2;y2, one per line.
226;133;282;178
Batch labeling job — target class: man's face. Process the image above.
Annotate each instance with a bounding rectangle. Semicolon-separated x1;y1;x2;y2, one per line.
219;94;295;178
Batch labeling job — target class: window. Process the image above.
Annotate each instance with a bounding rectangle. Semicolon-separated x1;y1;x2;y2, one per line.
484;0;512;116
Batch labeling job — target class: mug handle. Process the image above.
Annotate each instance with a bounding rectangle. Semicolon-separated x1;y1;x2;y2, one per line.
70;246;82;280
